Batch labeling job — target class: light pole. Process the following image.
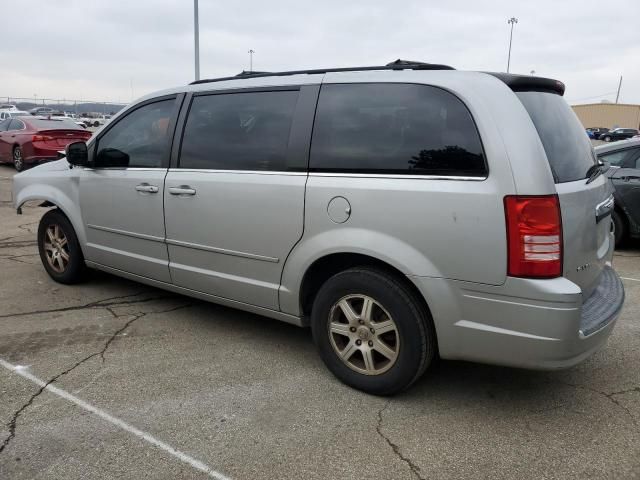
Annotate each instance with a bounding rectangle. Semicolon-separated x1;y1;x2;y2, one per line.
248;49;255;72
507;17;518;73
194;0;200;81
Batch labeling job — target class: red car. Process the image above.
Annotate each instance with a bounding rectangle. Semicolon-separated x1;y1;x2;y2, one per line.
0;116;91;171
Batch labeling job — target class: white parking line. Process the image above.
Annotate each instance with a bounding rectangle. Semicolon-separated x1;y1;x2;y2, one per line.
0;359;231;480
621;277;640;282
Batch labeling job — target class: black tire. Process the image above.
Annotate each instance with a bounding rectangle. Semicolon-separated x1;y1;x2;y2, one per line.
13;146;24;172
612;210;626;248
311;267;436;395
603;135;612;142
37;210;87;284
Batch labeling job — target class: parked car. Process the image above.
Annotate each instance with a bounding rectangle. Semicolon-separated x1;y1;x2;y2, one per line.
600;128;639;142
587;127;609;139
29;107;55;116
0;110;31;120
595;138;640;246
50;112;88;129
0;104;19;112
78;113;111;128
0;116;91;171
12;64;624;394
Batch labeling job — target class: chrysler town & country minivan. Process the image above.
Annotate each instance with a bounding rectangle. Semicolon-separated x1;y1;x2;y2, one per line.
13;62;625;394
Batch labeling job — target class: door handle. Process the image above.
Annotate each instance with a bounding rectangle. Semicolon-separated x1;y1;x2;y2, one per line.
622;176;640;182
168;186;196;196
135;183;159;193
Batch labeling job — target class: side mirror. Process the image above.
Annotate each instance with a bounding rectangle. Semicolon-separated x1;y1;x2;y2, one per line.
65;141;89;167
95;148;129;168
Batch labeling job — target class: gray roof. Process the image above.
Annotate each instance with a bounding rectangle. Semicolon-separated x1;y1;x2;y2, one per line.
594;137;640;155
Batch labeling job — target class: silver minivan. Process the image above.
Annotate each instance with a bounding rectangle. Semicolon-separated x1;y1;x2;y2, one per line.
13;62;625;394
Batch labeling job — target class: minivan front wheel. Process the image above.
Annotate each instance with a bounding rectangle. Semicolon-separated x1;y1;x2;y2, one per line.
37;210;87;284
603;135;612;142
311;267;435;395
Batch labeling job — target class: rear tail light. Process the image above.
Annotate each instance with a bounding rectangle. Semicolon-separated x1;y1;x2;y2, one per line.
32;134;53;142
504;195;563;278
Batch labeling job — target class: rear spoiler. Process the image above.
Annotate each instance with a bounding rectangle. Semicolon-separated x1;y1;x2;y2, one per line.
486;72;565;96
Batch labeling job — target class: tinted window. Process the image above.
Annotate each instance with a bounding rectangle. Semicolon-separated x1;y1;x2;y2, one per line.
96;99;175;168
8;119;25;130
599;149;631;166
28;118;80;130
180;91;299;171
0;119;10;131
517;92;596;183
309;84;486;176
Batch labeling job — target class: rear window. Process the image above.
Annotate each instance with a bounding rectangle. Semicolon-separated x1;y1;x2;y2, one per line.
516;92;596;183
28;118;81;130
310;83;486;176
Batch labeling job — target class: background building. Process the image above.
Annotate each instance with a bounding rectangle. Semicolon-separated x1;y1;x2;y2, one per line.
572;103;640;129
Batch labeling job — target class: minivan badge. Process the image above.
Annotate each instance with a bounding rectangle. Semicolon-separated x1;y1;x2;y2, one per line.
576;263;591;272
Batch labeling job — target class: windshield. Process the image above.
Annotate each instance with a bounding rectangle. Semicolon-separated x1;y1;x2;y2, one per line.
516;92;596;183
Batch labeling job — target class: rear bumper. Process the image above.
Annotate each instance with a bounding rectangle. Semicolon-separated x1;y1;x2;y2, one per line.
411;266;624;370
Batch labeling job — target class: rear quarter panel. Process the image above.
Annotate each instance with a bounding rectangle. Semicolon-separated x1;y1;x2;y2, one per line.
279;71;524;316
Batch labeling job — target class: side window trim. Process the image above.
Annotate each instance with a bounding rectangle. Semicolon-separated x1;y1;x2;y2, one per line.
175;87;302;172
91;94;183;169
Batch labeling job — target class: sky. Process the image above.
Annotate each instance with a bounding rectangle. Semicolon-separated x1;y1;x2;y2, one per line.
1;0;639;106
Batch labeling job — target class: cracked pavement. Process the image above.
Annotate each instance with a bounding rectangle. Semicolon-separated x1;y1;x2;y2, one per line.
1;164;639;479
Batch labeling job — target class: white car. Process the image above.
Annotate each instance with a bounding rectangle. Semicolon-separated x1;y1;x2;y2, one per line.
0;110;31;120
0;104;19;112
50;113;88;129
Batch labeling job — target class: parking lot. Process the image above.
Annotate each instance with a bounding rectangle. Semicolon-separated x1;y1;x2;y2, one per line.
0;165;639;479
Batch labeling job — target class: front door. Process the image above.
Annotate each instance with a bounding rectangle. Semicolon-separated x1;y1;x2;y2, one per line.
79;97;180;282
163;87;316;310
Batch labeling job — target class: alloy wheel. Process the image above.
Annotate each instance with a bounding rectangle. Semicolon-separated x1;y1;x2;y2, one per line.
43;224;70;273
13;148;23;171
327;294;400;375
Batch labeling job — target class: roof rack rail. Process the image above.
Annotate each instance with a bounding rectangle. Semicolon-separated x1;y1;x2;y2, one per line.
190;60;455;85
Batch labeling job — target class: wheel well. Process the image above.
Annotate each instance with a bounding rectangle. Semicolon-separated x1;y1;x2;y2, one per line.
299;253;431;320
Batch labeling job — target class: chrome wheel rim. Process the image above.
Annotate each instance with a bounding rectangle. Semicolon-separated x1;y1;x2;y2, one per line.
43;224;70;273
328;294;400;375
13;148;22;170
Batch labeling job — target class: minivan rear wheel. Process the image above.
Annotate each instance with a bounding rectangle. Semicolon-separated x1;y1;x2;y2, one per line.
311;267;435;395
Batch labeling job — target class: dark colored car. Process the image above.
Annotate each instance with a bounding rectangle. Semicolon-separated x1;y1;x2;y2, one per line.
600;128;639;142
0;117;91;171
29;107;55;116
587;127;609;139
596;138;640;246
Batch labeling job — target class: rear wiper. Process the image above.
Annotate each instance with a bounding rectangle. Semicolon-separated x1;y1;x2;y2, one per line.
585;162;609;184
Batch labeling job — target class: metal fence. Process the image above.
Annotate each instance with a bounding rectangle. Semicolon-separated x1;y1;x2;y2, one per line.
1;96;128;116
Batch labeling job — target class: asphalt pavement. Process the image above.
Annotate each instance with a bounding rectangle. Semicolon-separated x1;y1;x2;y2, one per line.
0;164;639;479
